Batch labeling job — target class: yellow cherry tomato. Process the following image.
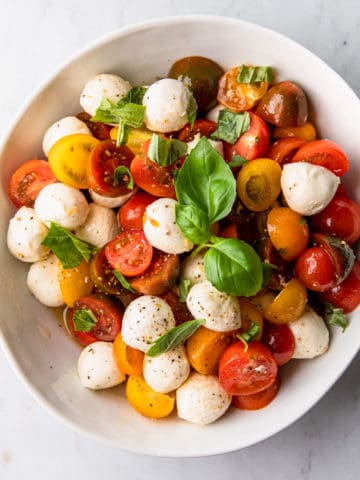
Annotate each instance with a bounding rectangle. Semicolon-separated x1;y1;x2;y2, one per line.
237;158;282;211
238;298;263;340
113;333;144;376
126;375;175;419
110;127;153;155
58;260;94;307
272;122;316;142
263;278;307;324
48;134;100;188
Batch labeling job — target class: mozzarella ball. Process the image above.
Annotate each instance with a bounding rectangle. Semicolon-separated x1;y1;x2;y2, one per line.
206;104;225;123
77;341;126;390
80;73;132;116
143;78;192;132
289;306;330;359
42;116;91;156
143;198;194;254
187;133;224;157
121;295;175;352
143;345;190;393
7;207;50;262
281;163;340;216
176;372;231;425
74;203;118;248
186;280;241;332
89;188;137;208
27;254;64;307
180;252;206;286
34;183;89;229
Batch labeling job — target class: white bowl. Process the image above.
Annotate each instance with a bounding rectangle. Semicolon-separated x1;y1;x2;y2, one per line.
0;15;359;457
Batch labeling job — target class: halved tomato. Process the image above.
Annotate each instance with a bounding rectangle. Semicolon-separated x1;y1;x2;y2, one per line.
77;111;111;140
130;152;176;198
267;137;307;165
177;119;217;142
232;375;281;410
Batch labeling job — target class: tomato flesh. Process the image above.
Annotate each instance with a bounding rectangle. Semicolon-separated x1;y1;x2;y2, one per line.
261;322;295;366
118;190;157;231
232;375;281;410
77;112;111;140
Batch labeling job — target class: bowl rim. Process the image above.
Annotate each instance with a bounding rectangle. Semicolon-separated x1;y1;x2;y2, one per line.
1;14;360;457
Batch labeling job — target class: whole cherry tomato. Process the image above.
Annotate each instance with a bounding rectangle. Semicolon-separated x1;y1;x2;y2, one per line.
261;322;295;366
295;246;336;292
118;190;157;231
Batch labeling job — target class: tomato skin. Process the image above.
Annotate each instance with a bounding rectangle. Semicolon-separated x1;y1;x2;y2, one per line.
118;190;157;231
105;230;153;277
261;322;295;366
319;260;360;313
295;246;336;292
224;112;270;161
310;195;360;245
8;159;57;208
219;222;239;239
232;375;281;410
219;341;278;396
267;137;307;165
291;139;349;176
177;119;217;142
161;290;194;325
77;111;111;140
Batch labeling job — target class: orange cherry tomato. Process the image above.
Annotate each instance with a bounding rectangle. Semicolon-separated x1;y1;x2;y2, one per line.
232;375;281;410
263;278;307;324
58;259;94;307
113;333;144;376
237;297;263;340
272;121;316;142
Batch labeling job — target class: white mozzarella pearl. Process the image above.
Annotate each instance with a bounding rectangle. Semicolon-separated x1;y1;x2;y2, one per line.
180;252;206;286
74;203;119;248
187;133;224;157
206;104;225;123
89;188;137;208
26;254;64;307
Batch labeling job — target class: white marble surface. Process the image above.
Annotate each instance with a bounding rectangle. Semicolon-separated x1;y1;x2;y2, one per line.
1;0;359;478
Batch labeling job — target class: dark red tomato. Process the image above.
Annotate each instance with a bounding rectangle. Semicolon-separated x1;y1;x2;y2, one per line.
219;222;239;239
295;246;336;292
105;230;153;277
161;289;194;326
177;119;217;142
335;183;348;196
267;137;307;165
319;260;360;313
69;294;123;345
261;322;295;366
87;139;134;197
310;195;360;245
118;190;156;230
130;250;180;295
8;159;57;208
232;375;281;410
291;139;349;176
77;112;111;141
224;112;270;161
219;341;278;396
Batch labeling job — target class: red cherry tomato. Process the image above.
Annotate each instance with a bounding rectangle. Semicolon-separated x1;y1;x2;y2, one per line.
232;375;281;410
87;139;135;197
224;112;270;161
319;260;360;313
295;246;336;292
261;322;295;366
219;222;239;239
161;290;194;325
310;195;360;245
69;294;123;346
118;190;157;231
267;137;307;165
105;230;153;277
177;119;217;142
291;139;349;176
8;159;58;208
76;112;111;140
219;341;278;396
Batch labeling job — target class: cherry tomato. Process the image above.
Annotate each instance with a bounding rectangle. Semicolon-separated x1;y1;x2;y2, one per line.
58;260;94;308
256;81;308;127
272;121;316;142
291;139;349;176
232;375;281;410
295;246;336;292
219;341;277;396
263;278;307;325
177;119;217;142
253;237;292;289
237;297;263;341
8;159;58;208
105;230;153;277
310;195;360;245
77;111;111;140
267;137;307;165
87;139;135;197
113;333;144;376
110;127;153;155
219;222;239;239
224;112;270;161
161;290;194;325
70;294;123;345
130;250;180;295
130;153;176;198
319;260;360;313
261;322;295;366
118;190;156;231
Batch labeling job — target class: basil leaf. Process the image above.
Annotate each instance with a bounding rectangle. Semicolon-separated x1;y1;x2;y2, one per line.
114;270;136;293
118;86;147;106
204;238;263;296
324;302;349;332
175;136;236;223
148;134;187;167
114;165;134;189
91;97;120;124
237;321;260;352
146;319;205;357
187;92;197;128
228;155;249;168
116;119;128;146
42;222;97;269
175;203;212;245
73;307;97;332
237;65;273;84
211;110;250;144
92;98;145;128
179;277;191;302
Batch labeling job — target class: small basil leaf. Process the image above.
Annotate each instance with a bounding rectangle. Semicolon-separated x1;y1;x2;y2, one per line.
92;97;145;132
146;319;205;357
73;307;97;332
114;165;134;189
210;110;250;144
116;119;128;146
91;97;120;124
118;86;147;106
324;302;349;332
228;155;249;168
175;203;212;245
187;92;197;128
236;321;260;352
148;134;187;167
237;65;273;84
179;278;192;302
114;270;136;293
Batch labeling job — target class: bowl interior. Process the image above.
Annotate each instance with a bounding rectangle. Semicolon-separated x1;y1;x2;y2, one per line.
0;16;359;456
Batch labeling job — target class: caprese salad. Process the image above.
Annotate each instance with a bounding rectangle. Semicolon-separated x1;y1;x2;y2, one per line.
6;56;360;424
